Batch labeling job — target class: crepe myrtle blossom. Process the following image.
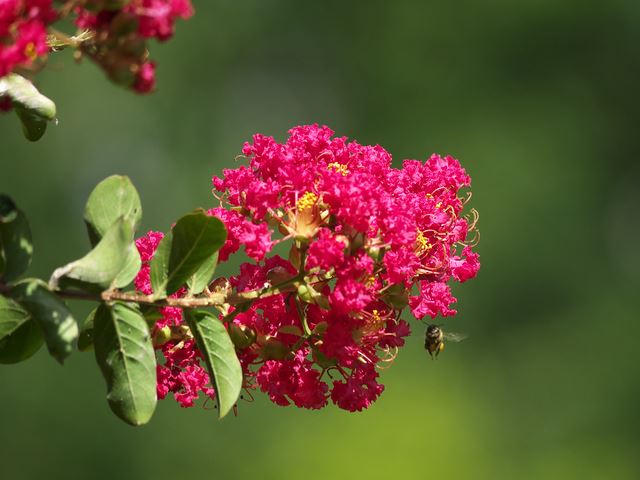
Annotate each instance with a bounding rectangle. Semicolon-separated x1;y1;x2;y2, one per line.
0;0;193;102
73;0;193;93
134;124;480;412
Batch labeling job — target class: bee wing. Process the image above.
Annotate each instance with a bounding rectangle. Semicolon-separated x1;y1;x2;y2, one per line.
443;331;467;342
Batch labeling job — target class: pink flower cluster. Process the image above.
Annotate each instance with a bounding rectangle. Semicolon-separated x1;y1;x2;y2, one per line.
0;0;56;77
136;124;480;412
0;0;192;100
74;0;193;93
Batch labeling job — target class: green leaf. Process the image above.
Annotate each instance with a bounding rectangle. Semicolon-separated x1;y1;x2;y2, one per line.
10;279;77;364
0;74;56;142
0;194;33;282
49;217;136;292
185;309;242;419
187;251;218;295
112;246;141;289
93;302;157;426
0;294;30;339
150;211;226;298
0;318;44;364
78;308;96;352
84;175;142;246
149;233;171;298
0;295;42;363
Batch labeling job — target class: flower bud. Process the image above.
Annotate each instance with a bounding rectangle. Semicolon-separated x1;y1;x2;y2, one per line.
229;323;256;350
259;336;289;360
267;266;294;285
153;326;172;347
110;12;139;36
311;344;336;369
297;283;330;309
382;284;409;309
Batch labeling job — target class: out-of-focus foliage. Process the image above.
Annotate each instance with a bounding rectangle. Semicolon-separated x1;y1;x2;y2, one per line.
0;1;638;479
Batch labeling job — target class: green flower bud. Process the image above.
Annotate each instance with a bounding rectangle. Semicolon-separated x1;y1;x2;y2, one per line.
229;323;256;350
260;336;289;360
153;326;172;347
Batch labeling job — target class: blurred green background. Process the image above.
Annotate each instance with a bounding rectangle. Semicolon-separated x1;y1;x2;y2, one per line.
1;1;639;478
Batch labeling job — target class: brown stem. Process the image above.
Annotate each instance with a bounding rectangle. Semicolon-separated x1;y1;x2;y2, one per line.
0;271;312;312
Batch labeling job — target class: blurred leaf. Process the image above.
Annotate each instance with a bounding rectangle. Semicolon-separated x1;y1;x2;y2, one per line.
10;279;77;364
0;319;43;364
0;294;30;339
93;302;156;426
187;251;219;295
0;242;4;274
49;217;135;292
78;308;96;352
0;294;42;364
185;309;242;419
14;106;48;142
84;175;142;246
0;194;33;282
150;210;226;298
0;74;56;142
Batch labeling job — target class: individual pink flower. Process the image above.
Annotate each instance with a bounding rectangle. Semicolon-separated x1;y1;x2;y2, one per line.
134;61;156;94
410;281;457;319
306;228;346;271
257;351;328;409
125;0;194;41
209;207;273;262
450;246;480;283
331;363;384;412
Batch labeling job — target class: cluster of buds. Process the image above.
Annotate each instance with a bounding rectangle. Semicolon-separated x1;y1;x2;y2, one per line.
135;125;480;412
0;0;193;103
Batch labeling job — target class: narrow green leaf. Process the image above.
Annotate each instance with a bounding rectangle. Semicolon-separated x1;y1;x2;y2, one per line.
0;194;33;282
150;211;226;298
49;217;136;292
10;279;77;364
78;308;96;352
185;309;242;418
187;251;218;295
0;294;31;340
0;318;44;364
93;302;157;426
0;74;56;142
84;175;142;246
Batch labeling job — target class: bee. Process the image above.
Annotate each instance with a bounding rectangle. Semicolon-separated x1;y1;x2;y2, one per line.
424;324;467;359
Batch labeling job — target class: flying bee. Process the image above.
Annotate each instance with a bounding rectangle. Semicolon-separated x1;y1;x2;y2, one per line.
424;324;467;359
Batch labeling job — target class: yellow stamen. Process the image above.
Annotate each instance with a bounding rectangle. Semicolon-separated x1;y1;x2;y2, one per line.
416;229;432;255
296;191;318;212
24;42;37;61
327;162;350;176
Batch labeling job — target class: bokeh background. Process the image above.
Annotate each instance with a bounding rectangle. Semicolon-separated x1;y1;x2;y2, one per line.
1;1;639;479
